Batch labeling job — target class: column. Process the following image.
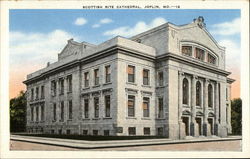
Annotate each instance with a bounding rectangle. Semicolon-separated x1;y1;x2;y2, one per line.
178;71;184;139
214;82;220;135
203;78;209;136
190;75;197;136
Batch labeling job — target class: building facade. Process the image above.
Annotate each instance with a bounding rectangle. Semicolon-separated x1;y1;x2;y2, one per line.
24;17;234;139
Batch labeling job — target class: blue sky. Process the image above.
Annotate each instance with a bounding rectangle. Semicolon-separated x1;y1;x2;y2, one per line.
10;9;240;44
9;9;241;98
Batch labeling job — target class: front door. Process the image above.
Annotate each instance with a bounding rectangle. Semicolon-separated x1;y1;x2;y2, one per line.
182;117;189;136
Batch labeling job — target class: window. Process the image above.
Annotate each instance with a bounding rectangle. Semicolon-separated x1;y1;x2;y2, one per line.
67;75;72;92
58;129;62;134
104;130;110;136
226;104;229;123
208;84;213;108
182;46;192;56
31;88;34;101
94;69;99;85
195;48;205;61
105;95;111;117
207;53;216;64
93;130;98;136
68;100;73;120
51;130;55;134
41;104;44;121
128;95;135;117
66;129;71;135
94;97;99;118
53;103;56;121
158;72;163;86
143;97;150;117
105;65;111;83
183;78;189;105
84;72;89;87
157;127;164;136
41;86;44;99
143;69;149;85
51;80;57;96
144;127;150;135
60;101;64;121
84;99;89;118
31;107;34;121
127;65;135;83
158;98;164;118
196;81;202;106
59;78;64;95
83;130;88;135
128;127;136;135
36;106;39;121
35;87;39;100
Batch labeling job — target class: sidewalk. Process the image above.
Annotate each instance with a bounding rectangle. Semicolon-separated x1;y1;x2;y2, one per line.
10;135;242;149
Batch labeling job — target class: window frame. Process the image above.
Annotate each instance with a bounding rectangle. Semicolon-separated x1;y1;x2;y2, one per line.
143;69;150;85
127;65;135;83
143;97;150;118
127;95;135;117
105;95;111;117
94;97;99;118
94;68;100;86
105;65;111;83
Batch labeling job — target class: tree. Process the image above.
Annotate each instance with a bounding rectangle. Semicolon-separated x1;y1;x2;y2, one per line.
231;98;242;135
10;91;26;132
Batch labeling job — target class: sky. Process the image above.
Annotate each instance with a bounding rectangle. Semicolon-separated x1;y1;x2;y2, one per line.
9;9;241;99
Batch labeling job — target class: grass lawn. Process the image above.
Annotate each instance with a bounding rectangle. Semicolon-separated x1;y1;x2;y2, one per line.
13;133;166;141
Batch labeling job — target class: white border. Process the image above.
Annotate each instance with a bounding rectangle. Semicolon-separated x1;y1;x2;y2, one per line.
0;0;249;158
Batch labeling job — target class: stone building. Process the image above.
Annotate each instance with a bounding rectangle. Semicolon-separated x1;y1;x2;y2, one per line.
23;16;234;139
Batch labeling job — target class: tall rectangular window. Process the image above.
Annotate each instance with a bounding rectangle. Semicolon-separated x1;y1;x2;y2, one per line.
143;97;150;117
127;65;135;83
84;72;89;87
31;88;34;101
60;101;64;121
51;80;57;96
128;95;135;117
67;75;72;92
182;46;192;56
31;107;34;121
41;104;44;121
41;86;44;99
195;48;205;61
105;65;111;83
94;69;99;85
94;97;99;118
68;100;73;120
59;78;64;95
143;69;149;85
144;127;150;135
53;103;56;121
84;99;89;118
36;106;39;121
105;95;111;117
158;98;164;118
158;72;163;86
35;87;39;100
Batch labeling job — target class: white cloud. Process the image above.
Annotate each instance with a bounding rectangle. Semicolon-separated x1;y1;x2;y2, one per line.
74;17;87;26
10;30;80;67
92;24;100;28
210;17;240;36
100;18;113;24
218;39;241;73
103;17;167;37
92;18;113;28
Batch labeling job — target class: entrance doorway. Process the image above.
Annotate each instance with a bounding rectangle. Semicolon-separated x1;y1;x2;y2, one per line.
208;118;214;135
195;118;202;136
182;117;189;136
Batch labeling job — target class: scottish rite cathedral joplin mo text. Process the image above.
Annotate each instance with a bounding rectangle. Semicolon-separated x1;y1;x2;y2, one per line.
23;16;235;139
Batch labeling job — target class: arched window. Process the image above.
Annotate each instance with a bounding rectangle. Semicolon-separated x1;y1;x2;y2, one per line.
208;84;213;107
183;78;189;105
196;81;202;106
